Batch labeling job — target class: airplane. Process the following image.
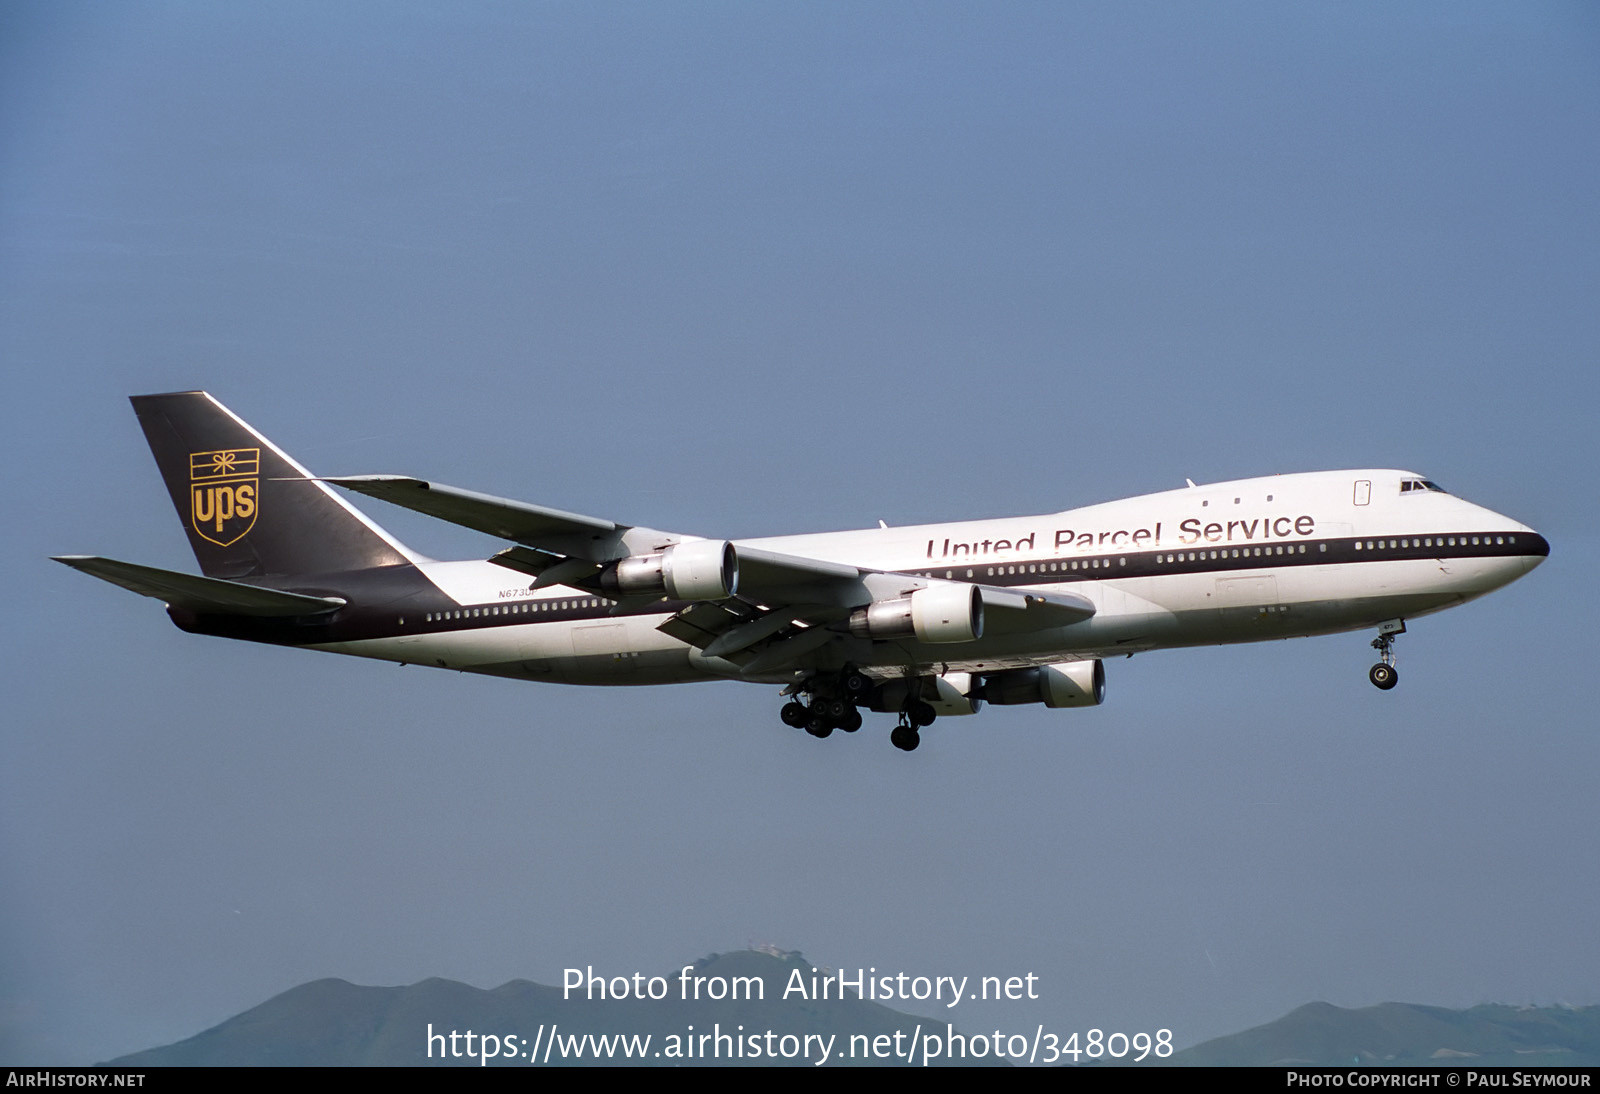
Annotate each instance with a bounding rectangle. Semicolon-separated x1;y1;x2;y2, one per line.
56;392;1548;752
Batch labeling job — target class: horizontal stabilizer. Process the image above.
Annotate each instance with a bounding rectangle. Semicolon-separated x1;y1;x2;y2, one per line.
324;476;626;562
53;556;346;617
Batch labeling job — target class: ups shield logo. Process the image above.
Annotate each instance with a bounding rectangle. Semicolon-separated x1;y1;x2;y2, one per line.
190;448;259;546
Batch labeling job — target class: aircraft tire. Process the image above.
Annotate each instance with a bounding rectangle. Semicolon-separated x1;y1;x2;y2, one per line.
840;708;862;733
908;700;937;727
1369;663;1398;690
890;725;920;752
806;716;834;738
780;701;808;728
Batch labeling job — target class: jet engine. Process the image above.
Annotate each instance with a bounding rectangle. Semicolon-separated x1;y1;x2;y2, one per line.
601;540;737;600
983;660;1105;708
848;584;983;644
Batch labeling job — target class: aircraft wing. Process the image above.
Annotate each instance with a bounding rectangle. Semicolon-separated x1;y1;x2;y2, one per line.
325;476;1094;670
731;545;865;604
654;574;1093;671
53;556;346;616
322;476;628;562
325;475;872;599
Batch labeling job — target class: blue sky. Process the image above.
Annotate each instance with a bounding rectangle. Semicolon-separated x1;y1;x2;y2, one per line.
3;1;1597;1064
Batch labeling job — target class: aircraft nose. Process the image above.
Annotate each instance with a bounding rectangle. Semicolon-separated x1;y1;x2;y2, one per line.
1481;504;1548;574
1519;530;1550;573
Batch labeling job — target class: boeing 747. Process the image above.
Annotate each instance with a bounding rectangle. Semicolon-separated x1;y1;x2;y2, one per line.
56;392;1548;751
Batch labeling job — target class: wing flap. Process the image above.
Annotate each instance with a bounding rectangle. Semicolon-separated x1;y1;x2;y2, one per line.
700;609;800;659
736;625;837;675
53;556;345;617
655;600;756;649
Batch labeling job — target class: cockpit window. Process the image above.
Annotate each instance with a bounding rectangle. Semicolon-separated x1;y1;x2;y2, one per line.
1399;479;1448;494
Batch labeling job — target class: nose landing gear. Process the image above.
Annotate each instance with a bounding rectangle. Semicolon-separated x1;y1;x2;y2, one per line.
1369;619;1405;690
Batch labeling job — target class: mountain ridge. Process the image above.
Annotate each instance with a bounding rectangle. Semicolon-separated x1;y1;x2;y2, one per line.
105;951;1600;1067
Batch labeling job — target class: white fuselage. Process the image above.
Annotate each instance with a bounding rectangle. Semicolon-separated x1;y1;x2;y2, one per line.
315;469;1544;687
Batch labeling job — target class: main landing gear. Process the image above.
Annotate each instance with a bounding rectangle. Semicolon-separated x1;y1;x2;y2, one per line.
1369;619;1405;690
779;672;867;739
890;700;937;752
781;699;854;737
778;668;935;751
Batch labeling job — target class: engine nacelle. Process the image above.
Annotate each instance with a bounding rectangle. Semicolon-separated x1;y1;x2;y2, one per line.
984;660;1105;708
867;672;983;716
929;671;983;716
848;584;983;644
602;540;737;601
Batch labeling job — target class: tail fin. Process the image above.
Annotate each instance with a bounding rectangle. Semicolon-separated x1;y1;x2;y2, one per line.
132;391;418;579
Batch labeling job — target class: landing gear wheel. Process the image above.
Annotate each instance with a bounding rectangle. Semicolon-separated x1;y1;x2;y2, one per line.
780;701;808;728
819;697;849;721
908;700;937;728
1369;621;1403;691
842;670;872;698
806;715;834;738
839;708;862;733
890;725;921;752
